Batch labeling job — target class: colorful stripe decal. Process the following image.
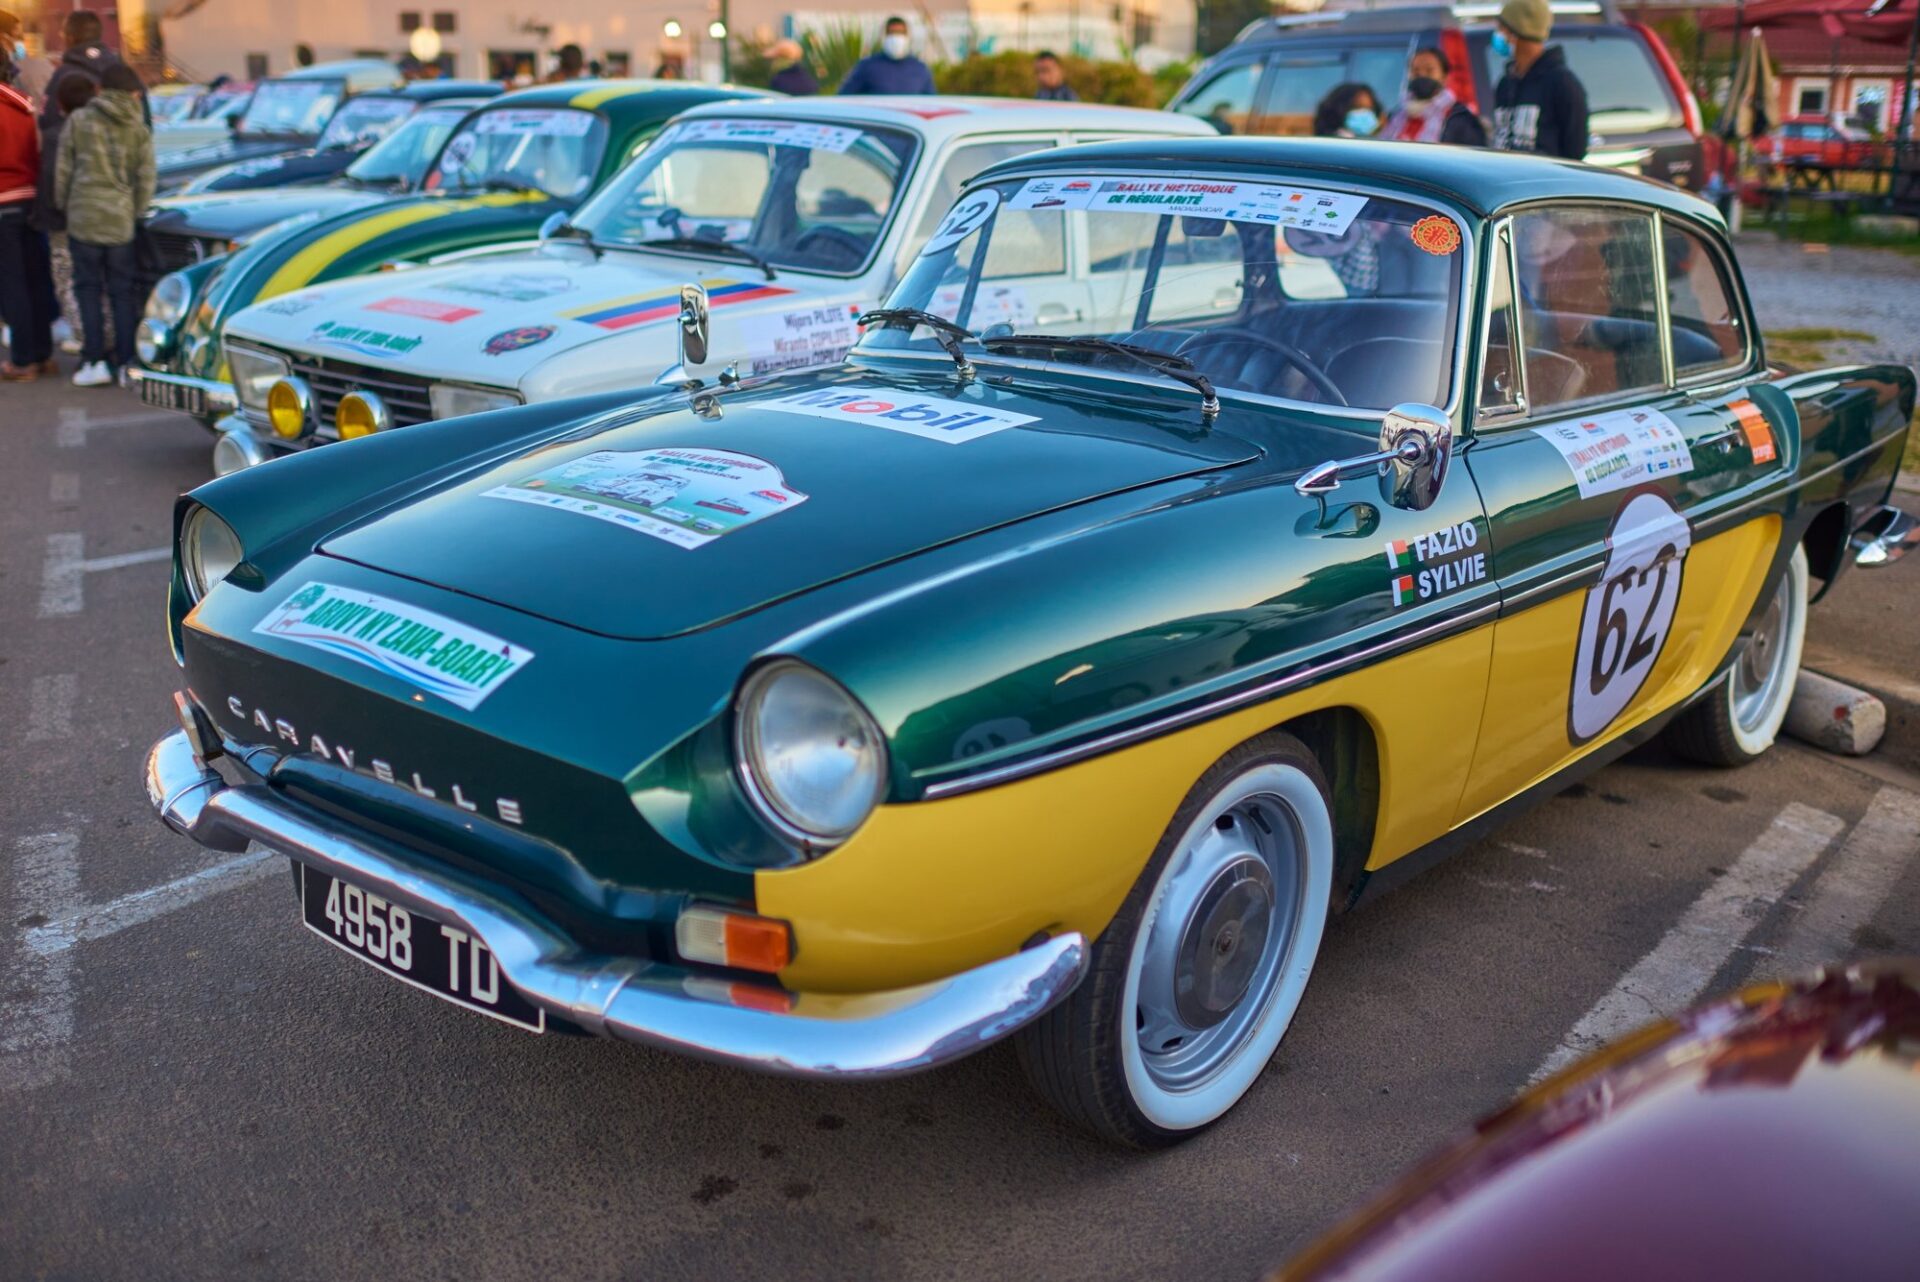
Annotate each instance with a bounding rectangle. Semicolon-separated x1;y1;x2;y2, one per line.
569;84;649;110
254;192;546;301
561;278;795;331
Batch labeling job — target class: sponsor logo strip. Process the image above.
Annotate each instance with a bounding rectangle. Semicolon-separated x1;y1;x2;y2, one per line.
562;279;795;331
766;386;1039;445
254;582;533;711
367;297;481;324
1532;407;1694;499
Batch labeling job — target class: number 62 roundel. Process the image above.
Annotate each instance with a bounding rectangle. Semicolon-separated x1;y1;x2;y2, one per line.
1570;490;1692;744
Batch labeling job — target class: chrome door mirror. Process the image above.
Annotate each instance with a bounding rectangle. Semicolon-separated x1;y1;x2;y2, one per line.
1377;402;1451;511
537;211;569;242
678;283;711;371
1294;402;1452;512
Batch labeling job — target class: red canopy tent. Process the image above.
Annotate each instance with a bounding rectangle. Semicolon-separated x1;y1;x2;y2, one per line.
1704;0;1920;142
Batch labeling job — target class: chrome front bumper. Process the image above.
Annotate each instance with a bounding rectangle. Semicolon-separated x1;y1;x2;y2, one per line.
146;729;1086;1077
127;366;238;417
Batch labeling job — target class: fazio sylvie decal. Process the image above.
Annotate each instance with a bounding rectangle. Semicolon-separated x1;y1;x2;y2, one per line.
1569;491;1693;744
1384;519;1488;608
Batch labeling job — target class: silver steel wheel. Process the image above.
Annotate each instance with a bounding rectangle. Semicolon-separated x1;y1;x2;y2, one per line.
1119;762;1333;1131
1726;545;1808;757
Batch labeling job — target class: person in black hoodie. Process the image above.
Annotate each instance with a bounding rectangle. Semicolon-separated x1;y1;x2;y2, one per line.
1489;0;1588;161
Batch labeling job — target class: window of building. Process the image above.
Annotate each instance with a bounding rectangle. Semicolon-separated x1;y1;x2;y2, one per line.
1795;81;1829;116
245;52;268;80
399;12;421;33
433;12;457;34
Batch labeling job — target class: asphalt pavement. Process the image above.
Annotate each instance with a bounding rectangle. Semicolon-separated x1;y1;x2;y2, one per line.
3;364;1919;1281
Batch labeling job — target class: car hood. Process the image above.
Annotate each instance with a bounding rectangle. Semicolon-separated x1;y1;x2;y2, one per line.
318;369;1259;639
149;186;388;243
224;243;835;386
156;137;303;179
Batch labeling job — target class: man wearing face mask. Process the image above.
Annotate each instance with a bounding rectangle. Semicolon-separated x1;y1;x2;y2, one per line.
1490;0;1588;160
1385;47;1486;147
838;17;935;96
0;10;51;111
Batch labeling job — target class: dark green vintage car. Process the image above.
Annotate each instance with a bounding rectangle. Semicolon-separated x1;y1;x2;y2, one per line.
129;80;769;446
146;139;1916;1146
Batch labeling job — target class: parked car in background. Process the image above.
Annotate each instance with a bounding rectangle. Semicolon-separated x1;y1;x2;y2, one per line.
207;97;1218;470
149;82;207;125
130;81;770;449
1168;1;1703;190
176;79;503;195
154;80;256;157
1273;961;1920;1281
156;60;405;193
1762;115;1884;169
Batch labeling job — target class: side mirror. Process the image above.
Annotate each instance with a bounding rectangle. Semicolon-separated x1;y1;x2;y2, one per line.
537;211;569;242
1377;402;1451;511
678;282;711;373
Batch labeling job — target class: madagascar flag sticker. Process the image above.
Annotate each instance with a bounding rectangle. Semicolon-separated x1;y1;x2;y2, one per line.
1384;538;1411;569
1390;573;1417;607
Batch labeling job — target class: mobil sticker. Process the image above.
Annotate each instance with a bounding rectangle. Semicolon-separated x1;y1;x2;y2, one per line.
767;387;1040;445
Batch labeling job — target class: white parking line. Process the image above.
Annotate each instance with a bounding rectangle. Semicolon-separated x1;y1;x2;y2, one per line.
24;850;276;956
23;673;77;742
36;535;173;617
49;471;79;503
55;407;174;447
2;833;81;1092
1767;787;1920;979
1530;802;1845;1083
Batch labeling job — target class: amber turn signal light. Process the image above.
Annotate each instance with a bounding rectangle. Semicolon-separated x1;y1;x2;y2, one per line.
676;904;794;974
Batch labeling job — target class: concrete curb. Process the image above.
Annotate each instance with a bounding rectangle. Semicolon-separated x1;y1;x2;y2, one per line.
1785;671;1887;756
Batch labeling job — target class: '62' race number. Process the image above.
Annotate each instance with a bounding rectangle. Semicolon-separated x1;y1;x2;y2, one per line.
1570;492;1693;744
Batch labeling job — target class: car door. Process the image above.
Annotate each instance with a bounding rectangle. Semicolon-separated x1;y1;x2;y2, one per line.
1454;202;1787;824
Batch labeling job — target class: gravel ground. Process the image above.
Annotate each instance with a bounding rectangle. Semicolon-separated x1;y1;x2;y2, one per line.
1732;234;1920;371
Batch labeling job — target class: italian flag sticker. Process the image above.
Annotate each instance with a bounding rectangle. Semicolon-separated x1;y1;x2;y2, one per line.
1384;539;1411;569
1390;573;1416;607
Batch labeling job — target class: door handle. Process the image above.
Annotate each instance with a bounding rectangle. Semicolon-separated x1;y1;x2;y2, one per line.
1695;426;1742;455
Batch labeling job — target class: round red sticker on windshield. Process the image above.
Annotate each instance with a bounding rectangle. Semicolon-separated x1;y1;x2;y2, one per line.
1410;215;1462;256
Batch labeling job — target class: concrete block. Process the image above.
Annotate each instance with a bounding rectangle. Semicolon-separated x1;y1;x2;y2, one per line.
1786;670;1887;756
1855;214;1920;239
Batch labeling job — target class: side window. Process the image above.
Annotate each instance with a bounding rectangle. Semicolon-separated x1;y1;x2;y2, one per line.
1512;206;1662;409
902;141;1045;276
1348;46;1411;114
1662;223;1746;377
1256;60;1348;136
1173;61;1264;136
1479;224;1524;418
1145;219;1247;324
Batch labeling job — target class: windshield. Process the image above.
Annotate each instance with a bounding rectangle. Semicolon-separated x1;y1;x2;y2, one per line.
425;107;609;199
316;95;415;150
150;90;204;124
868;174;1464;411
346;105;469;186
238;79;344;137
569;116;916;275
192;87;250;122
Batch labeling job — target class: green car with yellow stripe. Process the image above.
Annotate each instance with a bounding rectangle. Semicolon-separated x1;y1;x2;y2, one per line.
146;138;1916;1146
130;80;768;445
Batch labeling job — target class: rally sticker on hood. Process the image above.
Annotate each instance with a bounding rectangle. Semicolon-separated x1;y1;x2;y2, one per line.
484;448;808;550
1009;176;1369;236
255;582;533;711
767;387;1040;444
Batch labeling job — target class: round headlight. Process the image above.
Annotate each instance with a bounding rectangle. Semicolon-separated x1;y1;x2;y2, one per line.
148;271;193;325
180;506;243;602
266;377;312;440
337;390;389;440
736;661;888;846
135;317;171;365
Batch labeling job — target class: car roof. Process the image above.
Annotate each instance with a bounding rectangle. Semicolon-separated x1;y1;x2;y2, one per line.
479;78;773;121
672;95;1222;142
971;136;1725;225
388;80;504;102
278;60;405;91
1227;0;1619;43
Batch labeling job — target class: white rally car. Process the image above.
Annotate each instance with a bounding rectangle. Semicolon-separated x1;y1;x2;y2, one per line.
214;97;1218;462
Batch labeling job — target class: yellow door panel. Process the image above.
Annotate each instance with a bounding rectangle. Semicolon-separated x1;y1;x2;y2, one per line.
758;625;1493;993
1454;514;1779;825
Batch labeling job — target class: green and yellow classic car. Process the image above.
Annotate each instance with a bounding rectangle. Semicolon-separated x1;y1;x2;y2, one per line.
130;80;768;449
146;139;1916;1147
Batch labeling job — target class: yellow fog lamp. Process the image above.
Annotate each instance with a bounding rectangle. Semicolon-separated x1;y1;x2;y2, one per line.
337;389;391;440
266;376;313;440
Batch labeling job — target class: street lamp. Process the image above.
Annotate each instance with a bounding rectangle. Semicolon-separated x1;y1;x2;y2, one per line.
663;19;683;39
408;25;442;67
709;15;730;81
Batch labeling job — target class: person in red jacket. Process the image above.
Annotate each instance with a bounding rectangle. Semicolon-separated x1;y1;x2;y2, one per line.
1;41;57;379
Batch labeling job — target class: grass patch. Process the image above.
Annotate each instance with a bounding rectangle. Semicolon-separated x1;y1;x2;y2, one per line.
1764;327;1882;370
1759;203;1920;255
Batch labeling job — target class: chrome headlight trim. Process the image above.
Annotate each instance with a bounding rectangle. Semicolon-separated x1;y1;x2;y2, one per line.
179;505;244;604
135;318;173;365
429;382;524;420
148;271;194;325
226;344;291;412
734;660;889;850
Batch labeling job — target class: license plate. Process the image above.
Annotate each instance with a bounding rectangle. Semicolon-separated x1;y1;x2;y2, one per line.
138;376;206;417
299;865;545;1033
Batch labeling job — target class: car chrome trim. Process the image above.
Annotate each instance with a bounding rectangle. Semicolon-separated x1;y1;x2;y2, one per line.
126;366;240;414
920;599;1501;798
1692;431;1910;539
146;729;1085;1077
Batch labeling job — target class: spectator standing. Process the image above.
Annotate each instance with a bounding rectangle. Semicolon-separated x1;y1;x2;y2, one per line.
1312;82;1381;139
838;17;934;96
1384;47;1486;146
56;62;152;387
1;9;53;111
295;43;315;68
40;9;136;136
0;40;56;379
1489;0;1588;160
1033;51;1077;101
41;73;95;355
546;44;587;83
766;40;818;96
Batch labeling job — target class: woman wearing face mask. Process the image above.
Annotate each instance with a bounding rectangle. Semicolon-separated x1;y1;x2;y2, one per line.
1312;83;1381;140
1384;47;1488;147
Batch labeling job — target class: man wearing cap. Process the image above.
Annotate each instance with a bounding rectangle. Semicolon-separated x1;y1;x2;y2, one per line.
1489;0;1588;161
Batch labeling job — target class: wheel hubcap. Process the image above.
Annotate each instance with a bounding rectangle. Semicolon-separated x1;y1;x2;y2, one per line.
1135;794;1302;1091
1732;570;1796;734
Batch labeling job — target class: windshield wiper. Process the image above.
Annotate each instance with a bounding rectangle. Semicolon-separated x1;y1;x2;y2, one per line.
636;236;777;281
981;334;1218;419
475;178;544;196
857;308;976;378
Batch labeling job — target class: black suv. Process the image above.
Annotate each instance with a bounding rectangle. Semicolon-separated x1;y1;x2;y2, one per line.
1167;2;1703;190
